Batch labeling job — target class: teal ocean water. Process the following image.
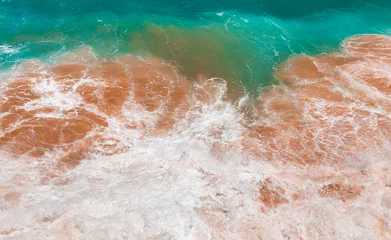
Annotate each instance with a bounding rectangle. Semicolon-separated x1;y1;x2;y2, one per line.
1;0;391;93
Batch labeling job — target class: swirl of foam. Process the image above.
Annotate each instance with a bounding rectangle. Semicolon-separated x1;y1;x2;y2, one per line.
0;50;193;169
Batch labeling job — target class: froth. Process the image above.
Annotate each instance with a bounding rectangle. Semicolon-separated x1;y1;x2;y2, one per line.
0;53;196;170
0;45;19;55
2;35;391;239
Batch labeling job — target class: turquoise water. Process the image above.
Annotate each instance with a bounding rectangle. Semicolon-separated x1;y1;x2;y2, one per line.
1;0;391;93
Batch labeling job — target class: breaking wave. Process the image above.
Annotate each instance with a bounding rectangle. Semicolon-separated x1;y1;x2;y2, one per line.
2;34;391;239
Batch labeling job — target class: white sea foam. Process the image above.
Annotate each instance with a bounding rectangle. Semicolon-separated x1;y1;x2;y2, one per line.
0;45;19;55
2;36;391;239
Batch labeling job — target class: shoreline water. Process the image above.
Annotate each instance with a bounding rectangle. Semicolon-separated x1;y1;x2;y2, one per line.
1;34;391;239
